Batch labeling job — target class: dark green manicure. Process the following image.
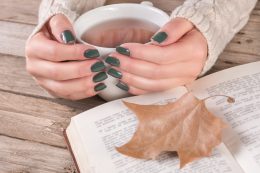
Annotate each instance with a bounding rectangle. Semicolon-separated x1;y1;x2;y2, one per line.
91;61;106;72
116;46;130;56
94;83;107;92
93;72;108;83
84;49;100;59
61;30;75;44
107;68;122;79
116;81;129;91
105;56;120;67
152;32;168;43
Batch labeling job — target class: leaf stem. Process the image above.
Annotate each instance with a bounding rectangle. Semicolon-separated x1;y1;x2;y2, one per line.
203;95;235;103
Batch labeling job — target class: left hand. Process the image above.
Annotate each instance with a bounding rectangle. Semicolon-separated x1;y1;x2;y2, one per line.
105;18;208;95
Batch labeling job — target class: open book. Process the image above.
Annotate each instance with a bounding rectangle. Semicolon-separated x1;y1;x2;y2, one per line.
65;61;260;173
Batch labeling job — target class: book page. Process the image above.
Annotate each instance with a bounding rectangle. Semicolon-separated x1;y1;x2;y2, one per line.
71;87;243;173
188;61;260;173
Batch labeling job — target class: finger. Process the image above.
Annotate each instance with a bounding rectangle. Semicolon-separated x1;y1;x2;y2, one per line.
26;57;106;81
35;75;107;100
48;14;76;44
116;29;206;64
151;17;194;46
107;68;194;92
116;81;149;96
106;53;204;79
28;32;100;62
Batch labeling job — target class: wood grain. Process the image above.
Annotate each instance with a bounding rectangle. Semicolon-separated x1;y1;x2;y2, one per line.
0;21;33;57
0;135;76;173
0;0;41;25
0;89;105;148
0;53;49;97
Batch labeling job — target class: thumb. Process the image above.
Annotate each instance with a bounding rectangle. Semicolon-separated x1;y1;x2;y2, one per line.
151;17;194;46
47;14;76;44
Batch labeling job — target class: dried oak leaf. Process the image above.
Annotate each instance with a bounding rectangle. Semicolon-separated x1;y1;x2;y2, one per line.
116;92;228;168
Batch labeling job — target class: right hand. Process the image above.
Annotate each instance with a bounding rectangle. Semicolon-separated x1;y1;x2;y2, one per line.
25;14;108;100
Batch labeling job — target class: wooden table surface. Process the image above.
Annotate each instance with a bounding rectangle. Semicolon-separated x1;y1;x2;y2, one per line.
0;0;259;172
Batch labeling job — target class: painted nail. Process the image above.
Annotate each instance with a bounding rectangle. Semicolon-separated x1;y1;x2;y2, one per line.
116;81;129;91
105;56;120;67
116;46;130;56
94;83;107;92
91;61;106;72
107;68;122;79
93;72;108;83
60;30;75;44
84;49;100;59
152;31;168;43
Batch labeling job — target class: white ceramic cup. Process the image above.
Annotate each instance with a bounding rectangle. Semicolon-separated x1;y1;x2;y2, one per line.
74;1;170;101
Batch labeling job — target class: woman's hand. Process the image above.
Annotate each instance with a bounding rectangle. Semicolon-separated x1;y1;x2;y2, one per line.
105;18;208;95
25;14;108;100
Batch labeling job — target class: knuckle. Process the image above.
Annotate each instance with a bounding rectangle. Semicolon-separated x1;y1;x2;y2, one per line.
48;66;60;80
152;66;163;79
48;45;59;61
26;61;35;76
50;83;64;96
25;43;33;58
36;79;52;93
194;47;206;60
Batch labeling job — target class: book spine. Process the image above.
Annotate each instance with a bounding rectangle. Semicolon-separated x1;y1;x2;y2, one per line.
63;129;81;173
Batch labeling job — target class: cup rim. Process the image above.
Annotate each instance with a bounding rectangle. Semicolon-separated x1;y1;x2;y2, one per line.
74;3;170;50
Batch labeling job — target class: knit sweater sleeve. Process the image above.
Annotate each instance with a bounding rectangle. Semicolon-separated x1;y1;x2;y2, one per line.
171;0;257;75
29;0;106;39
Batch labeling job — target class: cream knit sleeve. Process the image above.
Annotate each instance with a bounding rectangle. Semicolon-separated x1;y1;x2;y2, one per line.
171;0;257;75
29;0;106;39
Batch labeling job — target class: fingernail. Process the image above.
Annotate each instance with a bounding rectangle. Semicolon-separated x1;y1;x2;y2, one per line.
84;49;100;59
93;72;108;83
61;30;75;44
91;61;106;72
116;81;129;91
152;31;168;43
94;83;107;92
107;68;122;79
105;56;120;67
116;46;130;56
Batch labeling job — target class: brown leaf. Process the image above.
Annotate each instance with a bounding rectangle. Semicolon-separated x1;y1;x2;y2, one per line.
116;92;228;168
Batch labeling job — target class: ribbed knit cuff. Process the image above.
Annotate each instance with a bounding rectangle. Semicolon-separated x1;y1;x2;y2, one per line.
171;5;220;76
27;3;78;43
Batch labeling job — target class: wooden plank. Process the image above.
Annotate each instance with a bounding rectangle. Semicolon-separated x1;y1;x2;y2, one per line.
0;135;76;173
0;0;41;25
0;90;104;148
0;53;49;98
209;51;260;74
225;21;260;56
0;21;33;57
